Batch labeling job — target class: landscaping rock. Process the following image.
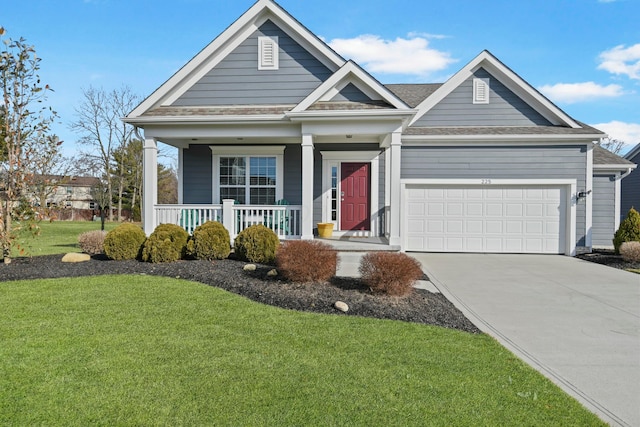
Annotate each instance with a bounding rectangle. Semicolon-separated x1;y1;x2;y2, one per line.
334;301;349;312
267;269;278;277
61;253;91;263
243;264;257;271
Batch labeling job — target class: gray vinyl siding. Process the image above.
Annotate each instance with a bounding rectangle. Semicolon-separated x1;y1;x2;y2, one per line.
621;151;640;218
330;83;372;102
174;20;333;106
183;145;212;204
401;145;588;246
592;175;616;247
412;68;552;127
312;144;384;230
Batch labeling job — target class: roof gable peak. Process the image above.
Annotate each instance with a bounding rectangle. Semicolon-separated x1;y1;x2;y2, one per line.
128;0;346;119
409;50;581;129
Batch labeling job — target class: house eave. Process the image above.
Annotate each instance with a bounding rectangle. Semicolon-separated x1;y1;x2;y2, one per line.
286;109;415;121
123;114;288;126
401;133;606;143
593;164;638;172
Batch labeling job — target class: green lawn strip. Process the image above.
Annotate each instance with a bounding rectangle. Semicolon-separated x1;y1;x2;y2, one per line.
0;275;604;426
627;268;640;274
13;220;120;257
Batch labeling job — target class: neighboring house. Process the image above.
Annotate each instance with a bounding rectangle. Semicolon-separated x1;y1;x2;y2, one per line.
32;175;100;210
124;0;633;256
621;143;640;218
591;146;636;248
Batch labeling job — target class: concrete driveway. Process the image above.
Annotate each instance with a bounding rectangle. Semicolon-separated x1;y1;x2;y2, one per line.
410;253;640;427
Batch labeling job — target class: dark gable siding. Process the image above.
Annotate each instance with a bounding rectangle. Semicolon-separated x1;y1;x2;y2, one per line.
401;145;588;247
174;20;333;106
413;68;552;127
183;145;212;204
592;175;616;247
330;83;373;102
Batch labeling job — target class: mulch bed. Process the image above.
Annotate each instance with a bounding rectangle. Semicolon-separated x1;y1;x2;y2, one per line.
0;254;481;334
576;249;640;271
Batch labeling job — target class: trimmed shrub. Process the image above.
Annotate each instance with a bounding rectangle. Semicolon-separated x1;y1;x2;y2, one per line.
276;240;338;283
186;221;231;260
78;230;107;255
359;252;423;297
141;223;189;263
613;207;640;254
234;224;279;264
620;241;640;263
103;223;146;260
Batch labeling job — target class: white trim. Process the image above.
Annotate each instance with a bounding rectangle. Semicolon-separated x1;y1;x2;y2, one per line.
585;146;593;248
143;138;158;235
401;135;605;143
301;135;314;239
210;145;285;204
409;50;581;128
292;61;409;113
399;178;577;256
614;177;622;231
320;150;380;236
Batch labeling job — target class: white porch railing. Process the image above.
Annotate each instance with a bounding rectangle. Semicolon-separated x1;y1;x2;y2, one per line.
154;201;302;239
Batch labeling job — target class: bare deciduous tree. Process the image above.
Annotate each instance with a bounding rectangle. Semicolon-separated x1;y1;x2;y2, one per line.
70;86;139;221
599;137;626;155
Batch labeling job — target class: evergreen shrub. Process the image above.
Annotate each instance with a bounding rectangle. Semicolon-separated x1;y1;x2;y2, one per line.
234;224;279;264
103;223;146;260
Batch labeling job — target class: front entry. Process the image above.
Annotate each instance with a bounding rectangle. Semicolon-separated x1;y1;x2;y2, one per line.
340;162;370;231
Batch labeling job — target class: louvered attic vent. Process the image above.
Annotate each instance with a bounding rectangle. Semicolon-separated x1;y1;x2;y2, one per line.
258;36;279;70
473;78;490;104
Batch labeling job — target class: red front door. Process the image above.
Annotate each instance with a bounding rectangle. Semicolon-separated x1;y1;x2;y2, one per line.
340;162;370;231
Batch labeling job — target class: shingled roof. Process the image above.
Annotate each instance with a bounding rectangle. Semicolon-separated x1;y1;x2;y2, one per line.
593;145;635;166
385;84;442;108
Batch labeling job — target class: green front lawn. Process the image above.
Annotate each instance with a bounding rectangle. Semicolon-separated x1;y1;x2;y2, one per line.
0;275;604;426
13;220;120;257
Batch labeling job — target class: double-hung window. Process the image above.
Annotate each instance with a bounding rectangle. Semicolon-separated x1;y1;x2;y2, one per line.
211;146;284;205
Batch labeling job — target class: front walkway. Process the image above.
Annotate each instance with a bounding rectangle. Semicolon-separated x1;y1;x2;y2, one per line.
410;253;640;427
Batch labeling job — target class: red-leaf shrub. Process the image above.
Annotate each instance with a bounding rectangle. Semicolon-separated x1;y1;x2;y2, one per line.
359;252;423;297
276;240;338;283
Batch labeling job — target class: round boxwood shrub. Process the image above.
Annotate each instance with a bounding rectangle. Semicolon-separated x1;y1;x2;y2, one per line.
103;223;146;260
186;221;231;260
613;207;640;254
141;223;189;263
234;224;279;264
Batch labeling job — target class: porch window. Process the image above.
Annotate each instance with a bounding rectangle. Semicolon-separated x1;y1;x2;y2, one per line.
219;156;276;204
211;146;285;205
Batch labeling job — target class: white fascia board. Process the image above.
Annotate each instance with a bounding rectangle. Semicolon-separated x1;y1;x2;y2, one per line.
143;123;301;140
124;114;288;125
409;50;581;129
401;178;576;186
127;0;345;119
401;134;605;144
292;61;409;113
593;164;638;172
624;143;640;160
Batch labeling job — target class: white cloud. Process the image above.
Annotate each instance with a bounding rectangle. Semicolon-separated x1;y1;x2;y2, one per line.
598;43;640;80
538;81;624;103
591;121;640;149
327;34;455;77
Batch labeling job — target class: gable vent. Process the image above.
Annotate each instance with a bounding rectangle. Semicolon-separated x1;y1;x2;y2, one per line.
258;36;279;70
473;78;490;104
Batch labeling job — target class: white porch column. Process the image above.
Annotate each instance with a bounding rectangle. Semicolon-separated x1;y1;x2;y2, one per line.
389;131;402;246
143;137;158;236
301;134;314;240
177;147;184;204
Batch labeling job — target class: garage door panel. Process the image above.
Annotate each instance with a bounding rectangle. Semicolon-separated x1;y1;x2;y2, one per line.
405;184;566;254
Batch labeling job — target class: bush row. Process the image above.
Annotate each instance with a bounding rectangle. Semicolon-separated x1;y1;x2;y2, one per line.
81;222;424;296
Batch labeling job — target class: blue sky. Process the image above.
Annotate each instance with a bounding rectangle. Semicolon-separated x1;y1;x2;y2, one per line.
3;0;639;156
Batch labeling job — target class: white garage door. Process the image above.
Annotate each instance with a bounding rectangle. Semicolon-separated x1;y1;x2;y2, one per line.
405;185;566;254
